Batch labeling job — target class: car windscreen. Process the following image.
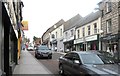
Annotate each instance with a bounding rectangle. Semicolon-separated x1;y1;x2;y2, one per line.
80;54;104;64
98;54;115;64
38;46;49;51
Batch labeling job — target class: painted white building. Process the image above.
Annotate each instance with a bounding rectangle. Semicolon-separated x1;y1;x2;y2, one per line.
74;11;102;51
49;19;64;52
63;14;82;52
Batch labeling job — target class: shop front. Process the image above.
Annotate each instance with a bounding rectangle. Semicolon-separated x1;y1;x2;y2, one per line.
64;40;74;52
74;34;99;51
0;2;4;75
51;39;57;51
100;34;118;52
3;3;18;75
87;40;99;50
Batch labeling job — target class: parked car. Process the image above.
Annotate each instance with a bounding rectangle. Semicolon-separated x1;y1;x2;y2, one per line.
89;50;119;64
27;46;34;51
35;45;52;59
59;51;120;75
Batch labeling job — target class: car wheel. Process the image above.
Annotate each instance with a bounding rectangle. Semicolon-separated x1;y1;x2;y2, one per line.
59;65;64;75
35;54;38;58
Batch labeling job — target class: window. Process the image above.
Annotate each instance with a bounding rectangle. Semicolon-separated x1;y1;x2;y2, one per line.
82;27;85;37
118;1;120;8
64;53;73;60
56;32;57;38
80;54;104;64
87;25;90;35
60;29;62;36
77;30;80;38
72;53;80;61
71;30;73;37
51;34;55;38
94;23;97;34
106;19;112;33
106;2;112;13
65;32;67;38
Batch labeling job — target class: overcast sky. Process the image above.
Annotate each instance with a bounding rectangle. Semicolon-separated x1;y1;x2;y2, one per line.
22;0;102;42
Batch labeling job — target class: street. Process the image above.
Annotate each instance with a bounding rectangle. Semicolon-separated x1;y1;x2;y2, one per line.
29;51;65;74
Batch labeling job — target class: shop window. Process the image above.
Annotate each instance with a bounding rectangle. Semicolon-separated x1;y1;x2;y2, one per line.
106;19;112;33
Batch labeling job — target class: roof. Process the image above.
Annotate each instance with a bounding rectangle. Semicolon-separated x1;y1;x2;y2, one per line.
50;19;65;32
76;11;101;28
64;14;82;32
41;19;64;38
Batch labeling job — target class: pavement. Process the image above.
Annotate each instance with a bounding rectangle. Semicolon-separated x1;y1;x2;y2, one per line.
13;50;52;74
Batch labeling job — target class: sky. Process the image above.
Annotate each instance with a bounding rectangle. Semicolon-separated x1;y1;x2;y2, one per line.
22;0;102;42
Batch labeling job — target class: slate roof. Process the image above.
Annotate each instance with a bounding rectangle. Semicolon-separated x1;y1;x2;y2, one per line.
49;19;65;32
64;14;82;32
76;11;101;28
42;19;65;38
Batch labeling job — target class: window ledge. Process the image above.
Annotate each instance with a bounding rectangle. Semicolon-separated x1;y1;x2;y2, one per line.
105;10;112;15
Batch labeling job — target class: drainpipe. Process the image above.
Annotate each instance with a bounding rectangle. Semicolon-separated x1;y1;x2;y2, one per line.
118;16;120;63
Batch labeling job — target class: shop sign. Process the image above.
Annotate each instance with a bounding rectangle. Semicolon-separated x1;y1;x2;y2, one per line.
101;34;118;41
74;38;83;44
68;36;74;41
63;39;67;42
85;35;98;42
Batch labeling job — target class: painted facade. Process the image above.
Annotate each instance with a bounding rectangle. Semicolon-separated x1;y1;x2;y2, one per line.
74;11;101;51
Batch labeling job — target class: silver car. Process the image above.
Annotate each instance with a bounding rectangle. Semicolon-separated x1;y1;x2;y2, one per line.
35;45;52;59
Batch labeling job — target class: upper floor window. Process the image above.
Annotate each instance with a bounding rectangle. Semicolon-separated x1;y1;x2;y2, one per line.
82;27;85;37
77;30;80;38
60;29;62;36
106;2;112;13
56;32;57;38
106;19;112;33
65;32;68;38
87;25;90;35
118;1;120;8
51;34;55;38
71;30;74;37
94;23;97;34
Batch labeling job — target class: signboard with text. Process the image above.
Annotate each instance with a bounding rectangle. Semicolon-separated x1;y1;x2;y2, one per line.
22;21;28;30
